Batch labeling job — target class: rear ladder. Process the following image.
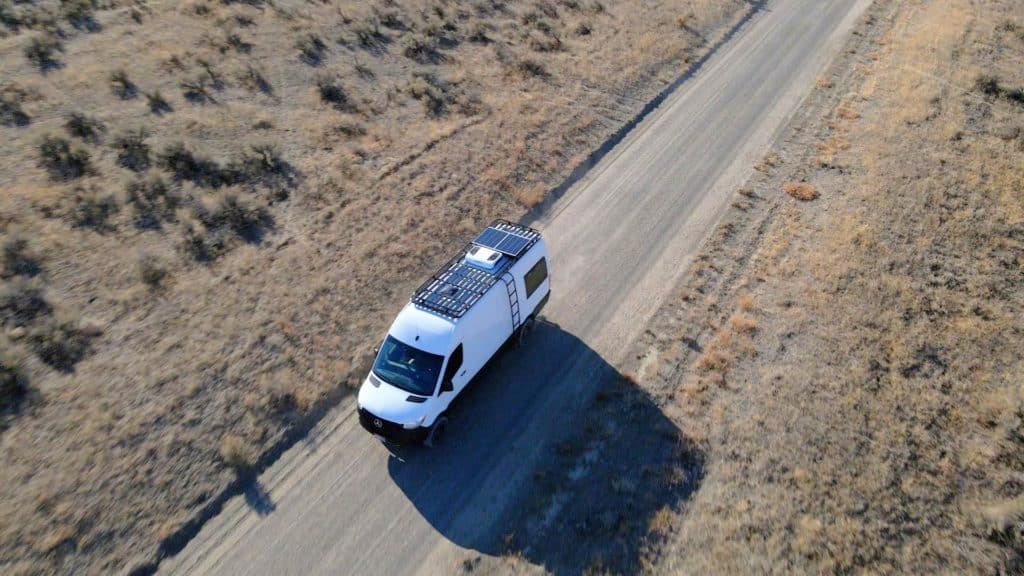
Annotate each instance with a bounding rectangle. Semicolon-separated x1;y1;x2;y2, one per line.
502;273;521;331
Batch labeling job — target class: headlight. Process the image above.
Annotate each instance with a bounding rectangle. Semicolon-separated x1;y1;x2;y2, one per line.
402;414;427;429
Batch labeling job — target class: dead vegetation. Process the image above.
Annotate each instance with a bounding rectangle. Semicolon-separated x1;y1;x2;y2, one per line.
633;1;1024;573
0;0;752;573
782;181;818;201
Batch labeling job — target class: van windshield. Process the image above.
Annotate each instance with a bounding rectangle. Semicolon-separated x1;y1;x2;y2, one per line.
371;335;444;396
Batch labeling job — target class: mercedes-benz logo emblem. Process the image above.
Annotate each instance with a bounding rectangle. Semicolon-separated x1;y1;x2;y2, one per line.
373;418;383;429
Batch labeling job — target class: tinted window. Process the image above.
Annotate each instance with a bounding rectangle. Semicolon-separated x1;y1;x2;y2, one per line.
524;257;548;298
443;344;463;385
371;335;444;396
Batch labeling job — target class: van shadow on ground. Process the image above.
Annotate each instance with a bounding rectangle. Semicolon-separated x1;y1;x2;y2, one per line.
387;320;704;574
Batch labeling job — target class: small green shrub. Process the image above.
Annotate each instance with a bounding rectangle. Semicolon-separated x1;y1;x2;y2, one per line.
38;134;92;180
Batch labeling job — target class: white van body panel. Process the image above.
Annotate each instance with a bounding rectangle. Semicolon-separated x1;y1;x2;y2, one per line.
357;222;550;440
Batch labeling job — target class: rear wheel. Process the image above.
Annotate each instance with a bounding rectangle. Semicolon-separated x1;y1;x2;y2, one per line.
423;415;448;448
515;315;536;347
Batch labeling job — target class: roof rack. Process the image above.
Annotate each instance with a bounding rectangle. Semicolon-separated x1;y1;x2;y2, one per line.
411;220;541;320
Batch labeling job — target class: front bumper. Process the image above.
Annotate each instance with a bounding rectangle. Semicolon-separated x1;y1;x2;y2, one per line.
358;407;428;444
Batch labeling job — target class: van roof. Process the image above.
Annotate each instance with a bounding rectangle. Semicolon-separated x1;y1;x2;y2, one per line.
410;220;542;320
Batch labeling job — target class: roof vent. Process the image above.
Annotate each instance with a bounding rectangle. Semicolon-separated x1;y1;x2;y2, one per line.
465;245;503;270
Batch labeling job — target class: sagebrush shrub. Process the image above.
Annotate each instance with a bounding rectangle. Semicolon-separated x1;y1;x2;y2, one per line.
137;253;167;287
976;74;1002;96
38;134;92;180
0;84;31;126
69;186;119;229
0;276;51;326
158;142;229;187
24;35;62;70
126;173;178;228
109;69;137;99
28;315;91;372
0;353;28;414
65;112;105;142
219;434;254;469
296;33;326;65
1;233;41;278
516;58;548;78
146;90;172;114
402;34;442;63
316;76;357;112
112;128;150;171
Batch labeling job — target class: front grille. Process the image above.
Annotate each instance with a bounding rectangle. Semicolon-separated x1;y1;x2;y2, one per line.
358;407;430;445
358;407;403;436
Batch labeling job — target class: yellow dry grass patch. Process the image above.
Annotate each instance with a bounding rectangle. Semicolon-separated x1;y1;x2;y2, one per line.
782;181;819;201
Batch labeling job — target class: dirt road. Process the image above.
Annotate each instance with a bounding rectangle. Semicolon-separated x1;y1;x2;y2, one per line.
160;0;872;573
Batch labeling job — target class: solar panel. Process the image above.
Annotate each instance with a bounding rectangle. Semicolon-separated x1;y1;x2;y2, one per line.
496;234;530;256
473;225;534;257
474;227;508;251
413;220;542;318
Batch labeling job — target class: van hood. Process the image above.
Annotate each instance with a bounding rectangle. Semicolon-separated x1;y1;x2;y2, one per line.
357;373;429;426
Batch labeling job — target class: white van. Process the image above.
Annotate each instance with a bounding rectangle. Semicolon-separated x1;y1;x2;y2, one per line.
357;220;550;446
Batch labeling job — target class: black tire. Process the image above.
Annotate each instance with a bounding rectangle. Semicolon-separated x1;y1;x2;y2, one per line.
423;415;448;448
515;315;536;347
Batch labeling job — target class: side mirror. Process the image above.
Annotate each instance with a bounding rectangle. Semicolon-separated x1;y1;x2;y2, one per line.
440;379;454;394
373;346;379;355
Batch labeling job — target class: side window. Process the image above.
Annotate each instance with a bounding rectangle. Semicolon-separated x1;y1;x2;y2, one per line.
524;257;548;298
443;344;463;384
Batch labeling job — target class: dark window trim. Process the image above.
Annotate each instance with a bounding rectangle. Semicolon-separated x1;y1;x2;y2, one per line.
524;257;548;298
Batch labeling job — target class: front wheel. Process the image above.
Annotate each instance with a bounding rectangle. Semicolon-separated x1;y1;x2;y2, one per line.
423;415;448;448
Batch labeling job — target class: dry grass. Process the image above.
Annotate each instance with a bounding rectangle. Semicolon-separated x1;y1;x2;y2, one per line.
0;0;752;573
782;181;819;201
646;0;1024;573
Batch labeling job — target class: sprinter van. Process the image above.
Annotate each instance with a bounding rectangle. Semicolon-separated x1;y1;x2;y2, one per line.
357;220;550;446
